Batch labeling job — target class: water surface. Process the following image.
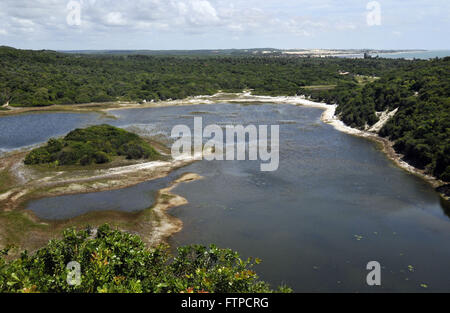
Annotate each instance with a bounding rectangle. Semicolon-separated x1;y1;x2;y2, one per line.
2;103;449;292
373;50;450;59
0;112;107;154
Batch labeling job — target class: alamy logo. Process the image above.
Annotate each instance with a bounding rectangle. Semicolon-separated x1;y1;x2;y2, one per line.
366;1;382;26
66;0;97;26
66;261;81;286
366;261;381;286
66;1;81;26
171;117;280;172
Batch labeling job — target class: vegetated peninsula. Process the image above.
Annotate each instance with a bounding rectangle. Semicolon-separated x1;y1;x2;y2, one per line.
24;124;160;166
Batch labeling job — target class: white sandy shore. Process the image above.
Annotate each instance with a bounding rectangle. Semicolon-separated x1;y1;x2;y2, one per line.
147;173;203;246
100;151;205;177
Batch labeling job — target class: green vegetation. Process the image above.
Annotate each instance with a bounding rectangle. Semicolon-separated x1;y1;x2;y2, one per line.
302;57;450;182
0;46;412;106
0;225;291;293
24;124;160;166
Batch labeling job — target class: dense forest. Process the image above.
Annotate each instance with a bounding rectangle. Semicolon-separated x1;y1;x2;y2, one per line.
0;46;411;106
0;225;290;293
1;46;449;182
24;125;160;166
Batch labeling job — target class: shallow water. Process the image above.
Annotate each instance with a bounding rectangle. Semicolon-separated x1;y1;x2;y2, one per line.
2;103;449;292
27;172;179;220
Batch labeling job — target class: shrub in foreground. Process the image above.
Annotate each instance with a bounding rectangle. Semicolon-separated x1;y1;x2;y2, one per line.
0;225;291;293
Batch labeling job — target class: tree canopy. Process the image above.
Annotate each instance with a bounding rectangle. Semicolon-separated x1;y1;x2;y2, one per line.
0;225;291;293
24;124;160;166
0;46;411;106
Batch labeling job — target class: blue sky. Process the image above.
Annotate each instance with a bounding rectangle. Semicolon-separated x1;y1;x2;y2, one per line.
0;0;449;50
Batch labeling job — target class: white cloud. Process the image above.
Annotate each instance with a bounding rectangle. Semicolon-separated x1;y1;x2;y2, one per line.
0;0;448;49
186;0;219;25
104;12;127;26
170;0;220;28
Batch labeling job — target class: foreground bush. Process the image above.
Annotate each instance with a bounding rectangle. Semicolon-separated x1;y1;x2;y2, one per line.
0;225;291;293
24;124;160;166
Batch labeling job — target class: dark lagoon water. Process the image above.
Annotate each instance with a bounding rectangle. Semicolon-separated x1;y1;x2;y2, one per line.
0;112;107;154
1;103;449;292
27;172;179;220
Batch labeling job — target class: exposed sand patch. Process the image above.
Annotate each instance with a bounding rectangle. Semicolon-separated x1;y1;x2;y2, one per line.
147;173;203;246
368;108;399;133
0;190;14;201
99;92;337;113
10;190;28;202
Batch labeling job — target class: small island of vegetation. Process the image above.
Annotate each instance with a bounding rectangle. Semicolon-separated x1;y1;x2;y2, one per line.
24;124;160;166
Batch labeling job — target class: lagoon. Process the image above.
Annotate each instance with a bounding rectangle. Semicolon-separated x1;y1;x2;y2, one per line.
1;102;449;292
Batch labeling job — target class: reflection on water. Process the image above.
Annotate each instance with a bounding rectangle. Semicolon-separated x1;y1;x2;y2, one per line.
26;172;179;220
2;103;449;292
440;198;450;219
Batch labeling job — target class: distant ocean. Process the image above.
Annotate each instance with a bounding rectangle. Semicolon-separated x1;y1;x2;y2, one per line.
336;50;450;60
371;50;450;59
